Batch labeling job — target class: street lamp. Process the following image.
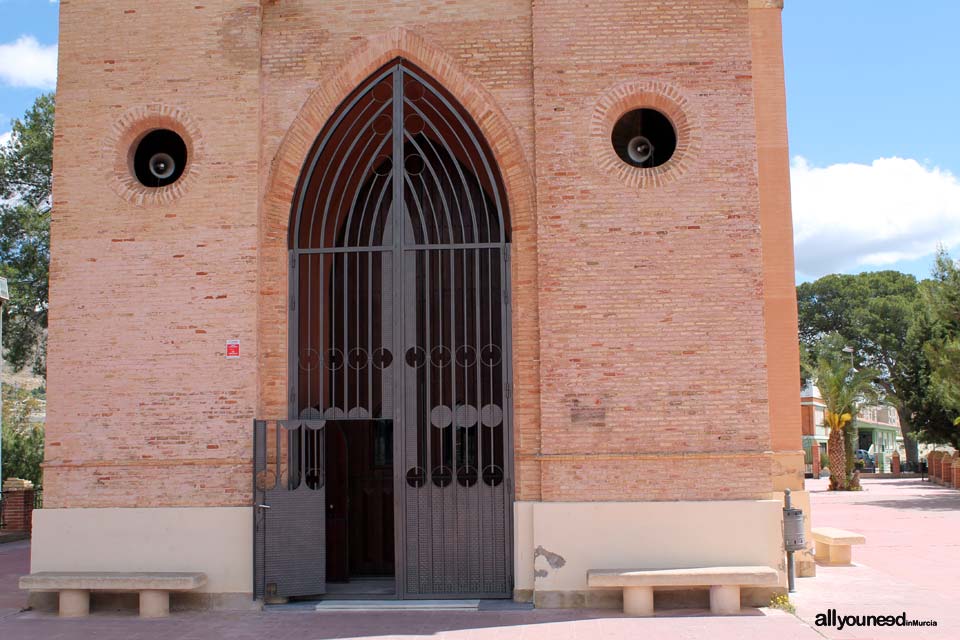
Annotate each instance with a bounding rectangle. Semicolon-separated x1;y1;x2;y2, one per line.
0;276;8;484
841;345;855;367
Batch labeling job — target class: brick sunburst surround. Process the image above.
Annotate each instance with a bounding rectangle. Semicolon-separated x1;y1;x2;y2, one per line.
102;104;205;207
590;80;699;189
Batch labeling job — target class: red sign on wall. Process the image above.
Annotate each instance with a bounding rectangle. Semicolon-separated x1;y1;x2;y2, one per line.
226;340;240;359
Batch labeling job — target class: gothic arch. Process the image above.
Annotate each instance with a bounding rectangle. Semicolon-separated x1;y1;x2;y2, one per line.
259;28;538;435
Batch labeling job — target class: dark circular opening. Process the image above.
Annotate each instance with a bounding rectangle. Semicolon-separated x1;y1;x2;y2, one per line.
611;108;676;168
133;129;188;187
482;465;504;487
406;467;426;488
432;466;453;488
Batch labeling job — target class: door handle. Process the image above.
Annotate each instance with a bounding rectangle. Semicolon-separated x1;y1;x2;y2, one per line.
257;504;271;510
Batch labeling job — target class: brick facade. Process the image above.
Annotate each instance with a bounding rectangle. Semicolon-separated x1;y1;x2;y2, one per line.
46;0;801;510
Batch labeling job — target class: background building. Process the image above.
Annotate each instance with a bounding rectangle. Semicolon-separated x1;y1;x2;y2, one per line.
801;384;904;475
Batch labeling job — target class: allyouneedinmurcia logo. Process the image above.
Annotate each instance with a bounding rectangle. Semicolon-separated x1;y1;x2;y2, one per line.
815;609;938;630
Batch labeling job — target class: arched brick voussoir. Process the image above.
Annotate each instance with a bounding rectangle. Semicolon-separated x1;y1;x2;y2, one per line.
262;26;536;244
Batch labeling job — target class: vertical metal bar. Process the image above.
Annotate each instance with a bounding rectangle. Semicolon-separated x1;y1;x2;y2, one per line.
343;252;349;413
318;255;324;414
502;244;515;588
391;64;406;599
473;246;484;590
368;251;373;416
288;252;298;419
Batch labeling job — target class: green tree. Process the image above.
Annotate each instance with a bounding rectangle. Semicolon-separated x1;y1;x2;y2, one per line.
1;383;44;485
923;249;960;440
0;93;54;376
798;271;927;464
808;337;878;491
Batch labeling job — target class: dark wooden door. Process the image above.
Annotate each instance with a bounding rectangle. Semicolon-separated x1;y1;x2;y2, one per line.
347;420;395;576
325;424;349;582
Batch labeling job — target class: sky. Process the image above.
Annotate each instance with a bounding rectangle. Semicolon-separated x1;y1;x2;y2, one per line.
0;0;958;284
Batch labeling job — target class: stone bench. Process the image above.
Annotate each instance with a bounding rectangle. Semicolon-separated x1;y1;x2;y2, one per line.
587;566;779;616
20;572;207;618
812;527;865;565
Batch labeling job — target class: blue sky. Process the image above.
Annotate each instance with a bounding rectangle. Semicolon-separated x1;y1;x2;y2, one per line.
1;0;958;284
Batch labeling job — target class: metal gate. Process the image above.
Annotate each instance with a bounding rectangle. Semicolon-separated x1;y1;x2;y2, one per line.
255;60;513;599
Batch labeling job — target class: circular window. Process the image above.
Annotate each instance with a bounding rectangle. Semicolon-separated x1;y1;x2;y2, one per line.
611;109;676;168
132;129;188;188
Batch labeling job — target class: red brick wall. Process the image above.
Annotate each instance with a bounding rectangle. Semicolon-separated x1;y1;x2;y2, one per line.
45;1;262;508
531;0;773;500
47;0;796;508
1;489;34;532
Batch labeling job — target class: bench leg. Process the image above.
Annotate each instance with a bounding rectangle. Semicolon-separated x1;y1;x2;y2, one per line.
59;589;90;617
622;586;654;617
828;544;852;565
815;541;830;563
139;590;170;618
709;585;741;615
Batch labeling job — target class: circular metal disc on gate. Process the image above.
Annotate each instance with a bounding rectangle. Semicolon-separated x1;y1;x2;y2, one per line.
255;469;277;492
480;403;503;427
348;347;368;370
482;465;504;487
455;404;478;427
372;113;392;135
348;407;370;419
372;155;393;176
455;345;477;367
405;346;426;368
480;344;502;367
405;113;425;135
457;465;479;487
323;406;346;420
431;345;451;367
298;348;320;372
326;348;345;370
372;347;393;369
431;405;453;428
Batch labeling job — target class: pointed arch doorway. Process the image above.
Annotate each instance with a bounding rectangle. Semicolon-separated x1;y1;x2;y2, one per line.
258;60;514;600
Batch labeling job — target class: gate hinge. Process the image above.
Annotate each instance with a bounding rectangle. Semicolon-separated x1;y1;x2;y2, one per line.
506;382;512;399
289;385;296;404
290;293;296;311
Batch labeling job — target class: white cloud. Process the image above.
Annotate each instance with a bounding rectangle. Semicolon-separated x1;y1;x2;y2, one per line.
791;156;960;279
0;131;10;148
0;35;57;89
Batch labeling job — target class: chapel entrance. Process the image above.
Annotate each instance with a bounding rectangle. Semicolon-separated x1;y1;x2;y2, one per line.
255;60;514;600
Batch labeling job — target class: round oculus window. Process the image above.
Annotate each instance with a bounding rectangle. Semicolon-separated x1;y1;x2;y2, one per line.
132;129;188;188
611;108;677;169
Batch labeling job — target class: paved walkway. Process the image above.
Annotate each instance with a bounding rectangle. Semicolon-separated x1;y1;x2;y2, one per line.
792;477;960;639
1;477;957;639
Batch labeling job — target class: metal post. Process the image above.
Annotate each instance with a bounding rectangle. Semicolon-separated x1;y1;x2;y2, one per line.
0;276;8;485
784;489;796;592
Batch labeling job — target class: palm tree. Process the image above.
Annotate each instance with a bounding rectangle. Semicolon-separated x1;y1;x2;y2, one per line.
810;350;877;491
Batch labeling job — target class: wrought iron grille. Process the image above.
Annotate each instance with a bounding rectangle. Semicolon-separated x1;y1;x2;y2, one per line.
263;59;514;599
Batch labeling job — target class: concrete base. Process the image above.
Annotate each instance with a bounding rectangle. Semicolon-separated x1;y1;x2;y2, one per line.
139;590;169;618
59;589;90;617
709;585;740;615
623;586;654;617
